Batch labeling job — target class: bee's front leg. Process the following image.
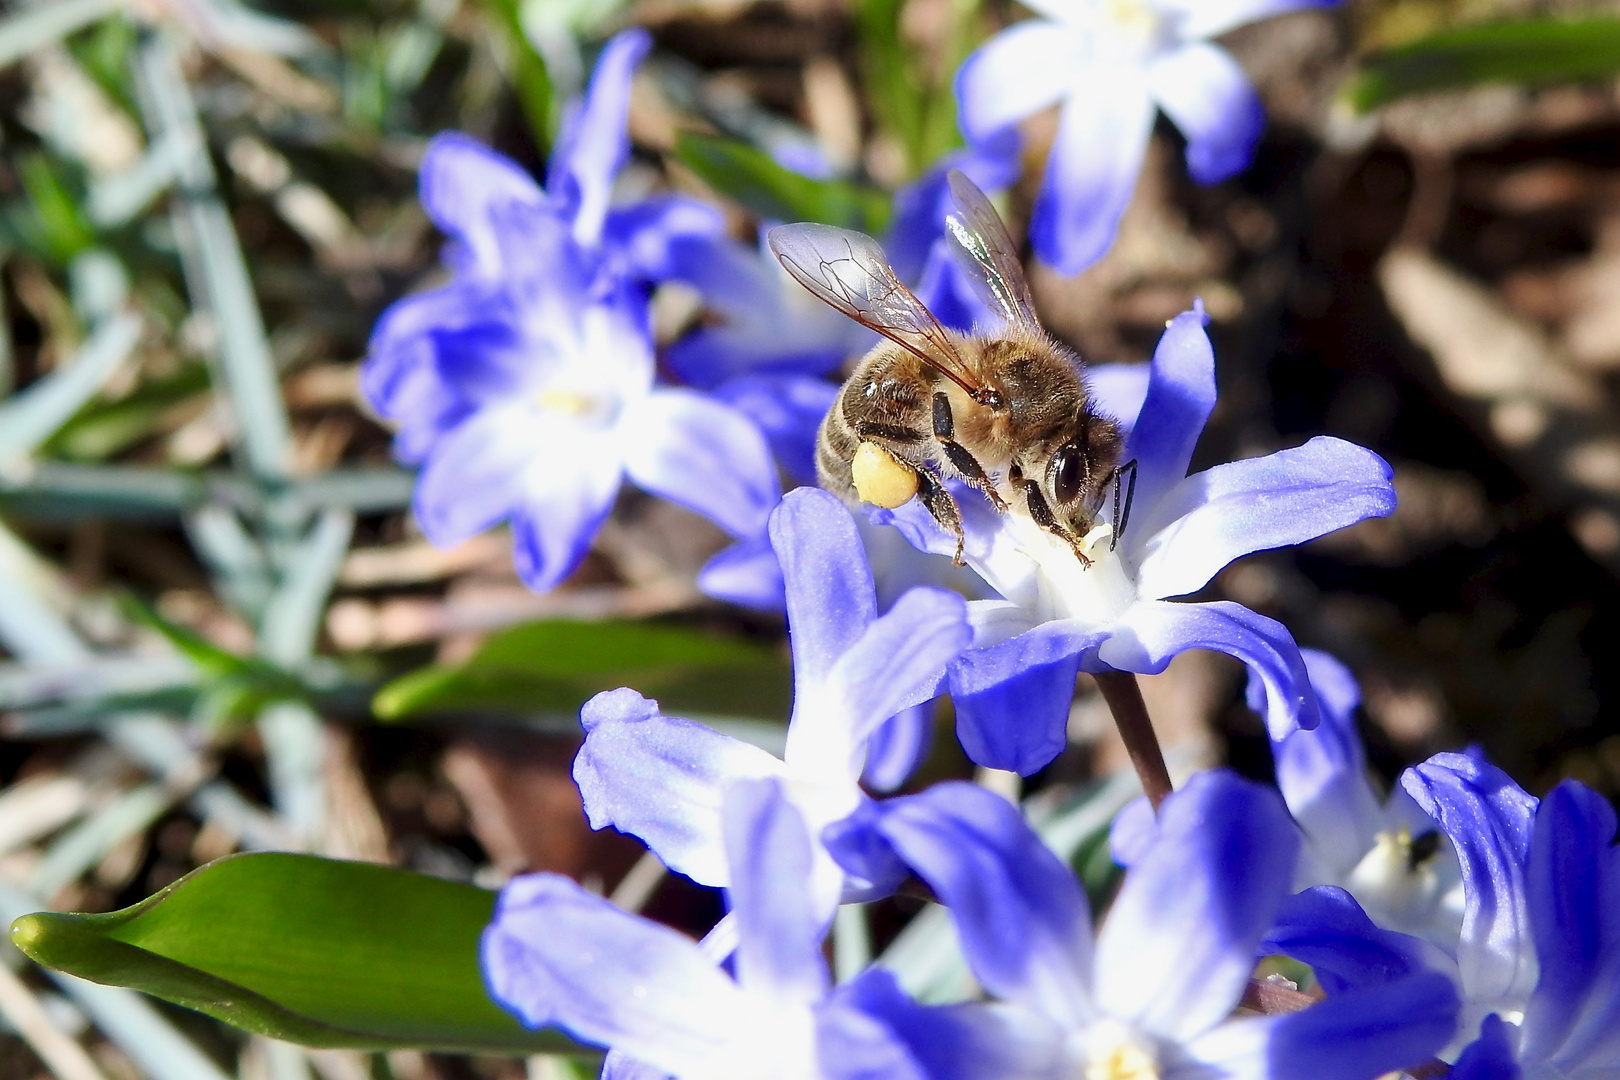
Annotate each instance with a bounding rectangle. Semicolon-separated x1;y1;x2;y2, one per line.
932;392;1007;513
1023;481;1092;568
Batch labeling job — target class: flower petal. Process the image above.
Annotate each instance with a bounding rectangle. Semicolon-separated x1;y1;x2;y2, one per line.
622;388;781;539
949;621;1103;775
829;970;1063;1080
1159;0;1338;40
1095;599;1318;738
1260;886;1452;995
601;196;724;283
573;689;786;887
482;872;746;1074
771;489;879;692
547;29;650;246
1121;304;1216;529
813;992;932;1080
887;134;1022;282
1132;437;1396;600
1250;971;1460;1080
1261;649;1384;877
1029;69;1155;274
723;778;830;1005
418;133;545;278
846;781;1095;1025
600;1052;669;1080
1108;795;1157;868
710;374;840;488
1085;362;1151;436
698;533;785;612
1095;770;1298;1041
818;586;970;750
1401;753;1538;1008
1521;780;1620;1067
954;21;1084;145
861;703;934;794
506;444;625;592
1147;42;1265;185
1448;1014;1524;1080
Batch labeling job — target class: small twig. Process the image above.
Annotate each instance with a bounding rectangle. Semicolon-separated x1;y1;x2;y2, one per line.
1093;671;1174;811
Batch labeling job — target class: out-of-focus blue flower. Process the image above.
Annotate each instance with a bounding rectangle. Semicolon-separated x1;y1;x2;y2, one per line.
484;775;930;1080
1265;752;1620;1080
572;488;970;918
1115;649;1466;945
362;30;779;592
956;0;1334;274
878;302;1395;775
826;770;1458;1080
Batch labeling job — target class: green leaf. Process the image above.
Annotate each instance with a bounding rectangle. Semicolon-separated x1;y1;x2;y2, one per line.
674;133;891;233
9;852;587;1054
11;154;97;263
374;618;793;723
852;0;979;178
1344;16;1620;113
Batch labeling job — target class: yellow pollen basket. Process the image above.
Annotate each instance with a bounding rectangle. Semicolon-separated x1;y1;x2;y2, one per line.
1087;1038;1159;1080
537;389;597;417
852;442;920;509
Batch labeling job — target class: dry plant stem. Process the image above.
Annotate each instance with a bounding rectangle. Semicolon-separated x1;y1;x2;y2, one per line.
1093;671;1174;811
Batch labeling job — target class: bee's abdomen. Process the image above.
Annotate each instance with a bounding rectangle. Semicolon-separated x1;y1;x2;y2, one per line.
816;406;859;498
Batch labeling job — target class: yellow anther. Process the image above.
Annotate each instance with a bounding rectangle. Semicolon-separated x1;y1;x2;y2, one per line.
852;442;920;509
1086;1035;1159;1080
538;389;596;416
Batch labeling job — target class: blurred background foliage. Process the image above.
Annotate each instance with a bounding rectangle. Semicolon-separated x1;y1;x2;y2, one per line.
5;0;1620;1077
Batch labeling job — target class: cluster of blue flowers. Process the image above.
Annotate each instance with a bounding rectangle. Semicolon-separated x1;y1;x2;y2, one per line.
361;10;1620;1080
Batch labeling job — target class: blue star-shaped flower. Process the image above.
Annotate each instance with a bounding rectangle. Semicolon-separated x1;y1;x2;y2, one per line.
878;302;1396;775
956;0;1336;273
362;30;779;592
573;487;970;918
484;775;932;1080
825;771;1458;1080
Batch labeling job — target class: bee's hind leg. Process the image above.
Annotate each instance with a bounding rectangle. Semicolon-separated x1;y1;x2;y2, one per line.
915;470;967;565
933;392;1007;512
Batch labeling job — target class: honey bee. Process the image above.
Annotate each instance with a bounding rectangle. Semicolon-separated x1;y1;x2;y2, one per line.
766;170;1134;565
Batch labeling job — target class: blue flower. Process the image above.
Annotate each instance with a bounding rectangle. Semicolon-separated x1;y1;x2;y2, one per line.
877;303;1395;775
362;30;779;592
1263;752;1620;1080
956;0;1335;273
572;487;970;918
826;770;1459;1080
483;775;931;1080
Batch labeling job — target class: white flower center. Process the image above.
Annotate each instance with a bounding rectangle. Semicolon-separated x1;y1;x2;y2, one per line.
1073;1020;1161;1080
1344;826;1446;930
1000;513;1140;627
1095;0;1164;54
533;384;620;428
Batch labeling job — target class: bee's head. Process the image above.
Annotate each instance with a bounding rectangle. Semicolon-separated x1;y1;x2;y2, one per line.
1044;411;1123;529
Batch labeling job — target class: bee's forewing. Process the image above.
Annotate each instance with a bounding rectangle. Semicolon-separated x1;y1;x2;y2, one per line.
943;170;1042;333
767;223;987;396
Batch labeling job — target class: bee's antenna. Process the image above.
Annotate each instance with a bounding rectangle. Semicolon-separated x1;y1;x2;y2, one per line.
1110;460;1139;552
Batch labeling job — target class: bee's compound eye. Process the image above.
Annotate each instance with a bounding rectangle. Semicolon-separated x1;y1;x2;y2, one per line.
1051;446;1084;505
852;442;920;509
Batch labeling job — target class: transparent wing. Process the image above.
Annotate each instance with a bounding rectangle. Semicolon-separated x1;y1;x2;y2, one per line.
767;222;987;397
943;169;1042;333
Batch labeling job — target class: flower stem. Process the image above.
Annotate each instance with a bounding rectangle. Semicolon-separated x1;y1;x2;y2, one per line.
1093;671;1174;812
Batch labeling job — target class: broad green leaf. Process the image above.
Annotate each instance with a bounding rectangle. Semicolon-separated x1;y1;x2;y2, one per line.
674;133;891;233
1344;16;1620;113
9;852;587;1054
373;617;793;722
